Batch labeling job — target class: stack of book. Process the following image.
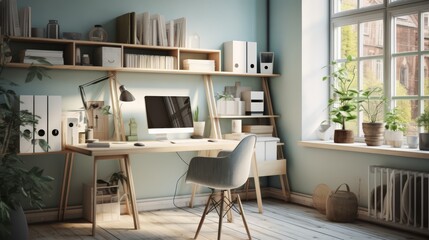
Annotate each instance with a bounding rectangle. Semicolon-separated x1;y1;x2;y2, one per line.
20;49;64;65
125;53;177;70
242;125;273;137
117;11;187;48
183;59;215;72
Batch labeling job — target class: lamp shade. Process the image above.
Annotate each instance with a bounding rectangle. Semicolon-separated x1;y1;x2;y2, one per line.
119;85;135;102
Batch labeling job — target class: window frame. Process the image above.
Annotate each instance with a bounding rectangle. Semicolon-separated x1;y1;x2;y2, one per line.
330;0;429;139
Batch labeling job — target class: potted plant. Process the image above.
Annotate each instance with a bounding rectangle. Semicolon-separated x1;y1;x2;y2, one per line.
416;109;429;150
192;106;205;138
322;55;359;143
359;87;386;146
384;107;406;148
0;35;54;239
109;171;128;194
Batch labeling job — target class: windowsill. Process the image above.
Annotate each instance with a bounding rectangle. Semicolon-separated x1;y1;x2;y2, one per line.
298;140;429;160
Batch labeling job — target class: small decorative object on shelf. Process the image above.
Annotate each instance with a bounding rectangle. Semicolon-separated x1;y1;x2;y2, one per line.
417;109;429;150
126;118;138;141
89;25;108;42
47;20;60;39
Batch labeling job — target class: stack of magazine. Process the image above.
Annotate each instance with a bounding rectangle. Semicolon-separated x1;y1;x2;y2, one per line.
20;49;64;65
0;0;31;37
116;11;187;48
124;53;177;70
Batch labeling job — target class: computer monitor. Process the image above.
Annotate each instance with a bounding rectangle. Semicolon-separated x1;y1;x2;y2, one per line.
144;96;194;139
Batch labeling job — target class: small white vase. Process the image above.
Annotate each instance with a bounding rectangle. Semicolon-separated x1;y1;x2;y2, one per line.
193;121;205;137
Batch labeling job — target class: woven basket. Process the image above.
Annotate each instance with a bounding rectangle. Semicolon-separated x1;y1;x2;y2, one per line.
326;183;358;222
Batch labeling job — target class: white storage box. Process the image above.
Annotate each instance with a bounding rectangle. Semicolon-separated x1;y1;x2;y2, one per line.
216;99;245;115
242;91;264;115
94;47;121;67
83;183;120;222
255;137;279;162
183;59;215;71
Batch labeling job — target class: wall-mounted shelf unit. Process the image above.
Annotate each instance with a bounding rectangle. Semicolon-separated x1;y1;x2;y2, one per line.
5;36;290;215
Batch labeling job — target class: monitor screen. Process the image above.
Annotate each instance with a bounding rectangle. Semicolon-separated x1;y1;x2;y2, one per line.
144;96;194;135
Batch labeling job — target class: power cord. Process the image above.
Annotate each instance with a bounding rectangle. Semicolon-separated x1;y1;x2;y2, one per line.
172;152;189;209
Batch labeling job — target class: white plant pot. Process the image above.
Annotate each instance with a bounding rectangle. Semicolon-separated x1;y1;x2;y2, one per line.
385;130;403;148
193;121;205;137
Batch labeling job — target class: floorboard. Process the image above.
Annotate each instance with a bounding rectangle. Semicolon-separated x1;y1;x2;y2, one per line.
29;198;427;240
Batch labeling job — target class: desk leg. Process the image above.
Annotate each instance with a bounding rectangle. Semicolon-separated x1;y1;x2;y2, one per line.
92;158;98;236
60;152;74;221
189;184;198;208
124;155;140;230
251;153;263;213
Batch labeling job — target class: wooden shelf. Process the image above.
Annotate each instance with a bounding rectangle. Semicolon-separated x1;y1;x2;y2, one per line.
215;115;279;119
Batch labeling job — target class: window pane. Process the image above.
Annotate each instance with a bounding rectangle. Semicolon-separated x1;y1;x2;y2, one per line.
334;0;357;13
395;99;419;135
362;59;384;89
395;13;418;53
394;55;419;96
424;12;429;51
425;55;429;96
336;24;358;59
362;20;384;56
360;0;383;8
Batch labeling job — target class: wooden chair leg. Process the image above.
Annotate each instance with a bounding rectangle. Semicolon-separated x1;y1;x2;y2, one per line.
217;190;225;240
194;191;213;239
237;194;252;239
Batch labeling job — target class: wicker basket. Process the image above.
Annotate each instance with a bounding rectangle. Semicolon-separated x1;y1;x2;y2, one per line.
326;183;358;222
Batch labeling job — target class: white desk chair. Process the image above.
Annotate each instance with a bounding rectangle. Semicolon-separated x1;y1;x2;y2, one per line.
185;135;256;240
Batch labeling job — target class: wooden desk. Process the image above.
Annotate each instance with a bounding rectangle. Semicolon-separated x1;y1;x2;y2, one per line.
65;139;263;236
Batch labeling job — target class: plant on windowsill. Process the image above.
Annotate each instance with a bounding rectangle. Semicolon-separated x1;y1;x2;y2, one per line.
192;106;205;138
322;55;359;143
384;107;407;148
359;87;386;146
416;109;429;151
0;35;54;239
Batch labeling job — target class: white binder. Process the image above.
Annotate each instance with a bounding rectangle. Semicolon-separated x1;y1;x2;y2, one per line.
62;112;79;146
224;41;246;73
34;95;48;152
48;96;62;152
19;95;34;153
246;41;257;74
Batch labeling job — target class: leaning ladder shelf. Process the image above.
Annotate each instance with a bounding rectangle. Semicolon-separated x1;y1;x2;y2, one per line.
203;75;291;211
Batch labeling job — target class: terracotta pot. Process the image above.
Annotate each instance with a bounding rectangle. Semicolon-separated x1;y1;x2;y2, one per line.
334;130;354;143
362;122;384;146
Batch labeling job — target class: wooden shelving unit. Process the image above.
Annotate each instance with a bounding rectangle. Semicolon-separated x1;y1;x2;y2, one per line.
6;36;291;213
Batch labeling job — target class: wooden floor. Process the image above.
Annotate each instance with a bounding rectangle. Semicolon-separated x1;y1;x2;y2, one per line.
29;198;427;240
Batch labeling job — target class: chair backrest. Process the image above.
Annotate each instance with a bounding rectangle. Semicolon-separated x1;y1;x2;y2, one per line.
213;135;257;189
226;135;257;188
185;135;257;190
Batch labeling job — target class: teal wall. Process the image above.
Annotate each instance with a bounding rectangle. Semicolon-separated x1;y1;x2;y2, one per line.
12;0;429;212
8;0;268;208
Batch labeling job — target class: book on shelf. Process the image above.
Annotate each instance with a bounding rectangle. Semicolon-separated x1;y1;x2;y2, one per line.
20;49;64;65
116;12;137;44
125;53;177;70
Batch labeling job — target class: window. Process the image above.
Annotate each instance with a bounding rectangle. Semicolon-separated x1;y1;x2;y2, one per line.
330;0;429;138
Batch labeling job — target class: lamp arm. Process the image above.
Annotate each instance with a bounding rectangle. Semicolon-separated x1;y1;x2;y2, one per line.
78;75;112;110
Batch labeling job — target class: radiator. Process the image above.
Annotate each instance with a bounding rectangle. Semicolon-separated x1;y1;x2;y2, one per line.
368;166;428;234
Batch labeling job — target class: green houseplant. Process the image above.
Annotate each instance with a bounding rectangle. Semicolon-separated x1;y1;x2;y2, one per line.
416;109;429;150
384;107;407;148
359;87;386;146
0;35;54;239
323;55;359;143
